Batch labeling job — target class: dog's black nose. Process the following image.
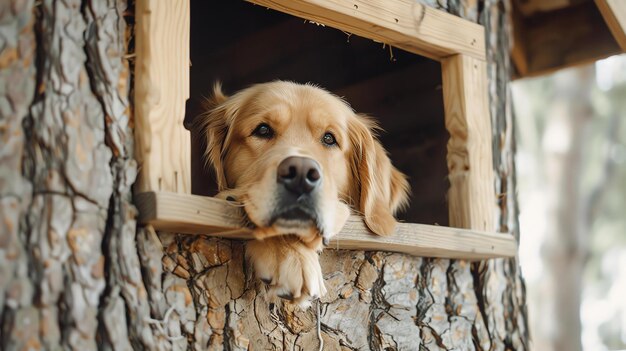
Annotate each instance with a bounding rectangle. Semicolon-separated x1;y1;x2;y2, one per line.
277;156;321;195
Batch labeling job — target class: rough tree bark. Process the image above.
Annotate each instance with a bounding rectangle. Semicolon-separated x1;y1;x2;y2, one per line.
0;0;528;350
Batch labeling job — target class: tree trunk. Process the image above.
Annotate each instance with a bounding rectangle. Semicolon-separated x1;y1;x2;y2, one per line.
0;0;528;350
530;64;597;351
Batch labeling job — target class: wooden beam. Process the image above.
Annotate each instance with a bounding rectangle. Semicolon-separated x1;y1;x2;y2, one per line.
442;55;496;232
246;0;486;61
135;191;517;260
136;191;247;237
596;0;626;51
134;0;191;193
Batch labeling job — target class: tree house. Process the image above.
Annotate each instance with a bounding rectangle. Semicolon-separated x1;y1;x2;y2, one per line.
133;0;518;260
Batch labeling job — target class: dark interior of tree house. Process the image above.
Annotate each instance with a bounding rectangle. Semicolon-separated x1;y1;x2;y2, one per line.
185;1;450;226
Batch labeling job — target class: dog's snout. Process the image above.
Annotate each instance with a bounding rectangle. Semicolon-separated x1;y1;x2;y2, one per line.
277;156;322;195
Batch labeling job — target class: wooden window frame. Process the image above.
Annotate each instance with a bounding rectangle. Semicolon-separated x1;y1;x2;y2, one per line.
132;0;517;260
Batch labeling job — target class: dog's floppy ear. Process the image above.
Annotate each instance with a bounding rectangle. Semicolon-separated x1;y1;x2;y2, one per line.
198;82;230;190
348;114;410;236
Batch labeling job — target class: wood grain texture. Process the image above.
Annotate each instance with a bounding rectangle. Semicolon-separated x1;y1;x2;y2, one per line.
134;0;191;193
246;0;486;61
596;0;626;51
135;191;247;236
135;191;516;260
442;54;496;232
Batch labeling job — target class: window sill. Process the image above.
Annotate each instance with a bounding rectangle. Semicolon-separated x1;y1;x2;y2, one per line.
135;191;517;260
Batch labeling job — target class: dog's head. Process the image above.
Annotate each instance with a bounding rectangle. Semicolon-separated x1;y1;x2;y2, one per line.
200;81;409;244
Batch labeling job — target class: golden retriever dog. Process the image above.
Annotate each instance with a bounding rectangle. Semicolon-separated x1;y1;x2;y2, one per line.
200;81;409;305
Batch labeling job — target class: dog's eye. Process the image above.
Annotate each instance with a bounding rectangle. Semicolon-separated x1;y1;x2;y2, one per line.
321;132;337;147
251;123;274;139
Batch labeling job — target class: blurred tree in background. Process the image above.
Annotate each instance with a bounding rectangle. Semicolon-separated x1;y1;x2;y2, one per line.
513;54;626;351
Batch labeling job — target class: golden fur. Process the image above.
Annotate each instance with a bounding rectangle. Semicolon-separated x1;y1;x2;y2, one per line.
200;81;409;304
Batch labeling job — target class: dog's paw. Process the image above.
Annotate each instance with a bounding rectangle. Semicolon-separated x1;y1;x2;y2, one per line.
246;236;326;305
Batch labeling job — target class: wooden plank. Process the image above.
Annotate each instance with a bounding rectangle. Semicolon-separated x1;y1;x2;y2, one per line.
335;218;514;260
246;0;486;61
135;191;517;260
134;0;191;193
442;55;496;232
596;0;626;51
135;191;248;237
